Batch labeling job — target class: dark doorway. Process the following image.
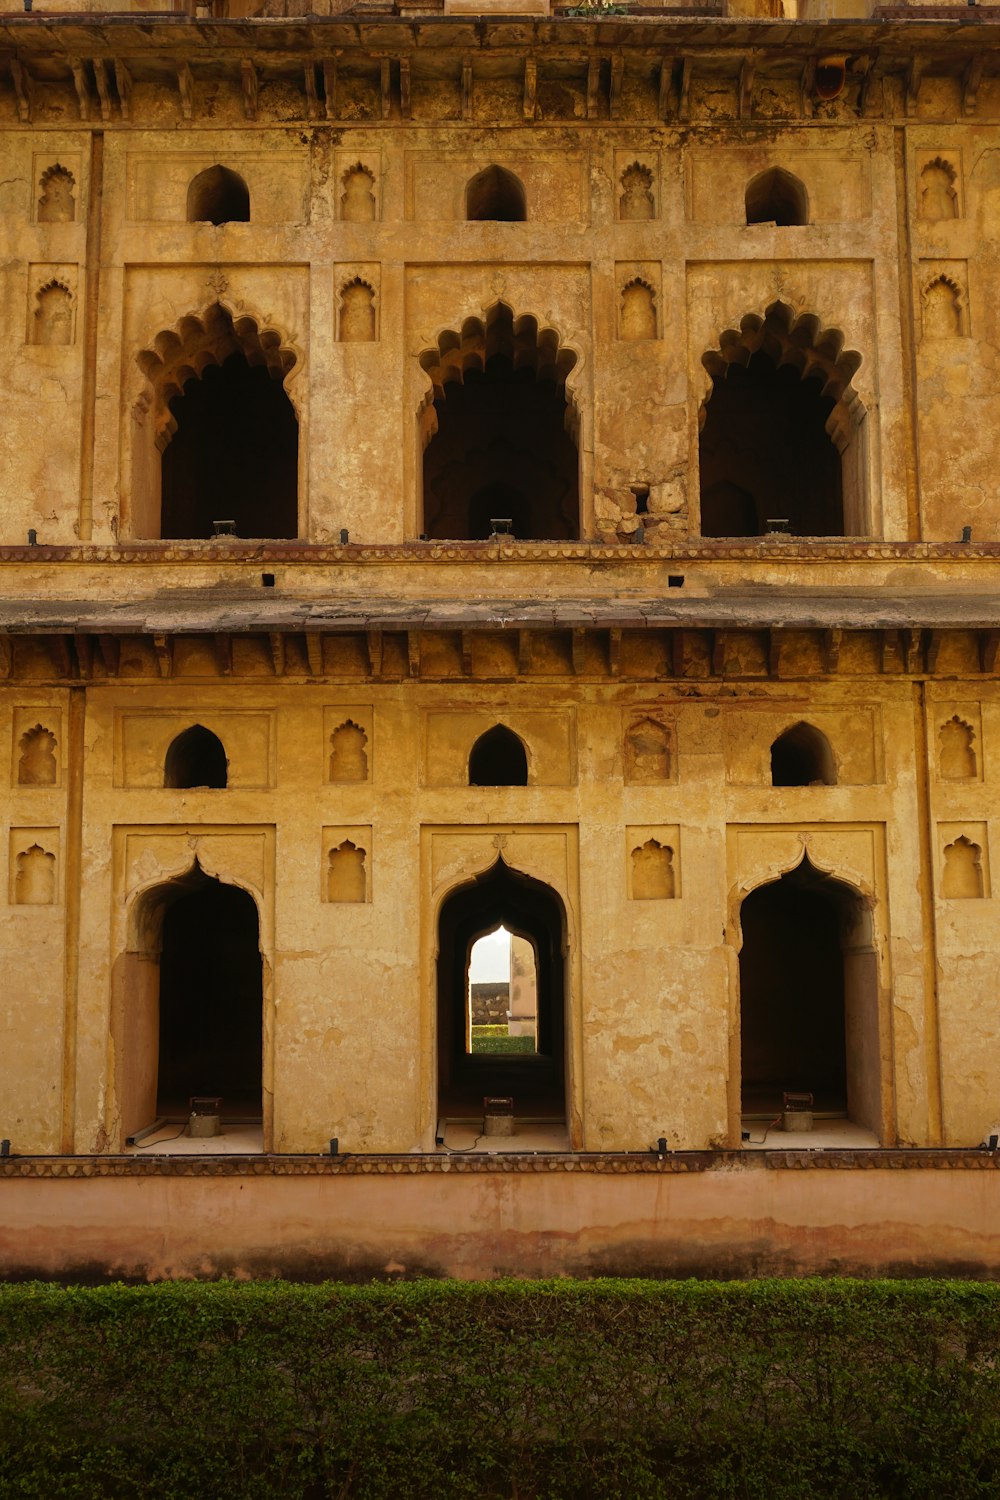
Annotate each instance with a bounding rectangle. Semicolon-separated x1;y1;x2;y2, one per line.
157;877;262;1118
423;366;578;541
699;351;843;537
745;167;808;227
164;725;228;789
161;352;298;539
469;725;528;786
738;858;880;1132
466;166;526;222
187;165;250;225
437;861;566;1119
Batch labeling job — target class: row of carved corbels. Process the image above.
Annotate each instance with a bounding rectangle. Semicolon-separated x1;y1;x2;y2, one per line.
10;46;991;127
2;626;999;683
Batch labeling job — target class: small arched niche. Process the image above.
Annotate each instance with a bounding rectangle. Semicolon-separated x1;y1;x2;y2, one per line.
164;725;228;789
38;164;76;223
327;839;367;903
939;716;977;780
338;279;376;343
620;279;657;342
18;723;58;786
341;163;376;222
745;167;808;227
619;162;655;221
770;723;836;787
466;165;526;222
630;839;675;900
187;165;250;225
329;720;368;782
469;725;528;787
942;836;984;899
32;282;73;346
919;157;958;221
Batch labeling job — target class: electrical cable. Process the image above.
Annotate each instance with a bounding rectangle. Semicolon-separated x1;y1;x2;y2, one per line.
132;1126;189;1149
745;1113;782;1146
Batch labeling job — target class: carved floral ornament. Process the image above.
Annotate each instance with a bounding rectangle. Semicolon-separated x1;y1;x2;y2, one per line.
134;300;301;445
698;299;865;448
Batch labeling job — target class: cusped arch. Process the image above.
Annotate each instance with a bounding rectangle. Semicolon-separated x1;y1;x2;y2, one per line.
699;299;868;538
728;845;874;954
136;300;300;450
419;301;578;409
126;855;262;958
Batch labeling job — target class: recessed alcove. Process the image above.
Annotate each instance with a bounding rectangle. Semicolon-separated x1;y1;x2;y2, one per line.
187;165;250;225
468;725;528;786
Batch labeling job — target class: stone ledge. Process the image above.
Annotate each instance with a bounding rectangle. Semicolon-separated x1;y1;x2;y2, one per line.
3;1148;997;1178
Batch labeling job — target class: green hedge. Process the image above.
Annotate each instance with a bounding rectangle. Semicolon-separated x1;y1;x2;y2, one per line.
2;1279;1000;1498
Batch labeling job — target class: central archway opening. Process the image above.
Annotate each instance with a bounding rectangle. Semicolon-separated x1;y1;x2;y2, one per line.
437;861;566;1124
420;304;579;541
738;857;881;1138
161;353;298;540
156;876;262;1120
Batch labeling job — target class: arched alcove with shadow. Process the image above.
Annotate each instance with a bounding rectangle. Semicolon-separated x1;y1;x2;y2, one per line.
187;165;250;225
437;861;566;1121
466;165;526;222
115;865;264;1143
738;856;881;1137
469;725;528;786
419;303;579;541
770;723;836;787
745;167;808;226
699;302;866;539
164;725;228;789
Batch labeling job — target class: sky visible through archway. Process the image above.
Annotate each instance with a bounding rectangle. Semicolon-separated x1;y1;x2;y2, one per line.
469;925;511;982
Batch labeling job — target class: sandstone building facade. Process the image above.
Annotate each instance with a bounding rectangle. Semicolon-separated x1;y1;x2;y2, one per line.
1;0;1000;1227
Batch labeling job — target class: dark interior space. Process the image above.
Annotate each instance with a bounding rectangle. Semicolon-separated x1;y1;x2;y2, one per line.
423;361;578;539
469;725;528;786
437;861;565;1119
161;353;298;539
770;723;836;787
466;165;526;221
699;351;842;536
739;863;848;1116
157;878;263;1117
745;167;808;226
187;165;250;225
164;725;228;789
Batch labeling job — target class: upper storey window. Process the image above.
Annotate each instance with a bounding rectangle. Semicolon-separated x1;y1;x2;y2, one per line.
466;166;526;222
419;303;579;542
745;168;808;227
133;303;299;541
698;301;866;539
187;166;250;226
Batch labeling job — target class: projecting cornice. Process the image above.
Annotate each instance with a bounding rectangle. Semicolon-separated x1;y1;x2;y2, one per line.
3;14;1000;125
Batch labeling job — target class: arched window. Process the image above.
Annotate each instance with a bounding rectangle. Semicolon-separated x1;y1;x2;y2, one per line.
770;723;836;787
162;353;298;540
745;168;808;227
164;725;228;789
419;303;579;541
134;304;299;541
466;165;526;222
187;166;250;225
699;301;866;539
469;726;528;787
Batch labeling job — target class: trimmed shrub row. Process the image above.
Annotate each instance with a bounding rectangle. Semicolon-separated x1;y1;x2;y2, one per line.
2;1278;999;1498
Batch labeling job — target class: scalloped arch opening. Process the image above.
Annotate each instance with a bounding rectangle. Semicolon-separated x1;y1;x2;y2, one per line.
419;303;580;541
699;301;867;539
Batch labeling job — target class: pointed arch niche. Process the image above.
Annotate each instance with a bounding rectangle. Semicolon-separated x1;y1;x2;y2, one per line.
418;303;580;541
437;859;566;1122
115;863;265;1148
736;855;882;1140
130;302;301;541
698;300;868;539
